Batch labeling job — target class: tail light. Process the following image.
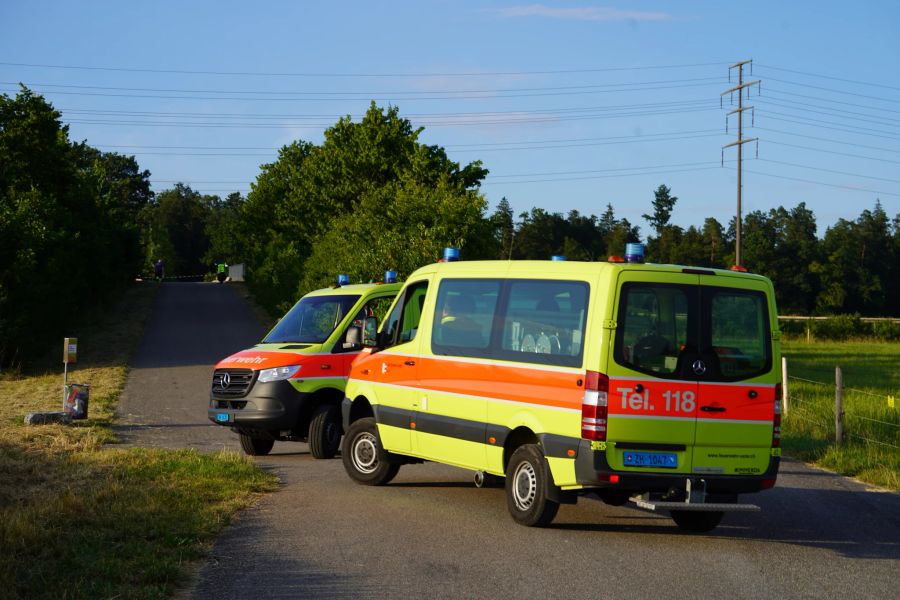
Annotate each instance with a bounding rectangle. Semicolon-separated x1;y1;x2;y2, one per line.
772;383;782;447
582;371;609;441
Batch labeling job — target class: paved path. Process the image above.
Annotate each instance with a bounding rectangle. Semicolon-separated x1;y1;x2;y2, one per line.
116;282;900;599
115;282;267;451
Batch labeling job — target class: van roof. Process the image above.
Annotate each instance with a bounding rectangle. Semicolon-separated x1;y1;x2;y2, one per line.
408;260;771;282
304;282;403;298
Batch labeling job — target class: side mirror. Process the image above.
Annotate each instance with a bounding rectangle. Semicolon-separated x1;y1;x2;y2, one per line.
343;325;361;350
363;316;379;347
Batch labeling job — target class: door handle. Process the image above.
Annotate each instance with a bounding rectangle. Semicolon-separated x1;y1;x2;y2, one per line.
701;405;727;413
404;360;416;366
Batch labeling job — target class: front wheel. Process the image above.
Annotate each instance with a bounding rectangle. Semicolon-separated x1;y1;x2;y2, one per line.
308;403;342;459
670;510;724;532
505;444;559;527
341;417;400;485
239;433;274;456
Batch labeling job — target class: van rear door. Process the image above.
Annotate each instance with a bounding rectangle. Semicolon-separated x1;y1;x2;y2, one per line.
690;276;775;476
607;271;701;475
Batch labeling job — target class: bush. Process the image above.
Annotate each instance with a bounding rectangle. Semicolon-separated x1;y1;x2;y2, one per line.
873;320;900;341
810;314;864;341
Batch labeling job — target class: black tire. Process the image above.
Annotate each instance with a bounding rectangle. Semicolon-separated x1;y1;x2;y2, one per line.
239;434;274;456
309;403;342;459
341;417;400;485
670;510;724;533
505;444;560;527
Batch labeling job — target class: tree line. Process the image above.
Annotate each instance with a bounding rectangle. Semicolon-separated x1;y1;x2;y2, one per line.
2;89;898;364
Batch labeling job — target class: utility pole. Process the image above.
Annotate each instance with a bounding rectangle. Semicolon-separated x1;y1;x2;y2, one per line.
721;59;759;267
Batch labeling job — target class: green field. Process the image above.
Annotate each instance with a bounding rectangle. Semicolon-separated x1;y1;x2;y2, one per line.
781;340;900;491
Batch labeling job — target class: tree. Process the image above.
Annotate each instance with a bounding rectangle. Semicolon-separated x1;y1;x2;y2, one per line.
642;184;679;262
489;197;515;259
1;87;148;364
242;103;489;312
297;178;492;298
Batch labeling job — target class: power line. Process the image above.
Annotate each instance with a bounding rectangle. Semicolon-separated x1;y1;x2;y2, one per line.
756;98;900;129
483;165;722;185
764;140;900;165
763;88;900;115
58;98;717;120
61;106;719;129
1;81;725;102
759;112;900;141
762;76;900;105
757;158;900;185
757;127;900;155
744;169;900;198
1;77;725;96
755;64;900;92
0;60;727;78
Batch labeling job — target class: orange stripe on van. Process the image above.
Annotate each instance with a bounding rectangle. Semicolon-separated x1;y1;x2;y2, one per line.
351;351;582;411
217;350;354;376
609;377;774;421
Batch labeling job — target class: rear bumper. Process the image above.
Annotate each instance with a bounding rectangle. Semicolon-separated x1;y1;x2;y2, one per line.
574;440;780;494
208;380;306;433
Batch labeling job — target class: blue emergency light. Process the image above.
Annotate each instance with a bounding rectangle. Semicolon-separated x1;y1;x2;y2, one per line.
443;247;460;262
384;270;397;284
337;273;350;286
551;255;567;261
625;243;645;263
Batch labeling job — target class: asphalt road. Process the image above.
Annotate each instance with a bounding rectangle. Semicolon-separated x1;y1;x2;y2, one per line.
117;282;900;600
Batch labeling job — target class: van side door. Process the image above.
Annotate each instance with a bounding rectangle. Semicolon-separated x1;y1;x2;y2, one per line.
352;280;430;454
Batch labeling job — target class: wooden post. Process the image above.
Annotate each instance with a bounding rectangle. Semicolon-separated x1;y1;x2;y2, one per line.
781;356;789;416
835;366;843;445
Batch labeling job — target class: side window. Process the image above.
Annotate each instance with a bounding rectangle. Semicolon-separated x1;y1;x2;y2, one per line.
432;279;500;354
709;290;770;378
499;280;588;367
617;284;690;375
383;281;428;347
336;295;397;353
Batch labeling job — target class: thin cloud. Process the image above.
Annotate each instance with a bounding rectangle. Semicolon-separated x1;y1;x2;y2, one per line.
492;4;673;22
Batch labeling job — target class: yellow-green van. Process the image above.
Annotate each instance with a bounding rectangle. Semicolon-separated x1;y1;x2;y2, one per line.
209;281;400;457
340;254;781;531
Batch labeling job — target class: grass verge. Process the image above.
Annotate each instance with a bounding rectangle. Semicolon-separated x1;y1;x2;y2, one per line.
781;339;900;491
0;283;278;599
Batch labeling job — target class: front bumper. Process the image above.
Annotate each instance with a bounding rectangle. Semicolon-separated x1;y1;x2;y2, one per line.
208;378;306;433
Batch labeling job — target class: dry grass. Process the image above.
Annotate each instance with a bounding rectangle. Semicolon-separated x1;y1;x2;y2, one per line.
0;282;278;599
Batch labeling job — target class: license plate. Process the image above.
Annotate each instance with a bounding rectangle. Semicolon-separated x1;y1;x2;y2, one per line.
215;413;230;423
624;451;677;468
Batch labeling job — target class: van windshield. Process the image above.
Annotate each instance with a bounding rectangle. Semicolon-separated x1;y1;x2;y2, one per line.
264;295;361;344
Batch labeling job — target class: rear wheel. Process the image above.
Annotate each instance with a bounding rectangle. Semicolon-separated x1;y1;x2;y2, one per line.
505;444;559;527
341;417;400;485
239;433;274;456
670;510;724;532
309;403;342;459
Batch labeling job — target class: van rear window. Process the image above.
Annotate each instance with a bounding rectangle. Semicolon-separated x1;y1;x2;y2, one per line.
614;283;771;381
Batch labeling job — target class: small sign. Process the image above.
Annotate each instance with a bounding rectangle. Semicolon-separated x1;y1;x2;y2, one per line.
889;396;895;410
64;337;78;363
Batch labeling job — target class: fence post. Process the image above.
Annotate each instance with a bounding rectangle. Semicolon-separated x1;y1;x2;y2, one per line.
835;366;843;445
781;356;789;416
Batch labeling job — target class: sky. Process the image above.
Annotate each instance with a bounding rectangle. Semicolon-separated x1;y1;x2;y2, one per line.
2;1;898;237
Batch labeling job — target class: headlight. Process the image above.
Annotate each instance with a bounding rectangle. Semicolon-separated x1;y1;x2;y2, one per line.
257;365;301;383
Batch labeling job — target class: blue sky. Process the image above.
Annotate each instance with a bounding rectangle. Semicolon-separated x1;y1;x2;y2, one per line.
2;1;898;237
